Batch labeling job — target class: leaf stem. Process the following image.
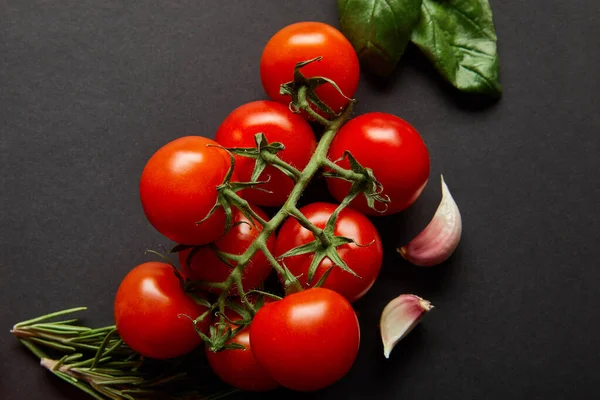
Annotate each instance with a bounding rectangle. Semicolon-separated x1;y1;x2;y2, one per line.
297;86;334;127
261;151;302;180
321;158;365;181
288;206;330;247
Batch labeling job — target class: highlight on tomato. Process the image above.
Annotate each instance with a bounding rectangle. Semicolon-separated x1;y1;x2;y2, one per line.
260;21;360;115
140;136;234;245
327;112;431;215
215;100;317;206
178;205;276;295
114;262;210;360
275;202;383;303
249;288;360;391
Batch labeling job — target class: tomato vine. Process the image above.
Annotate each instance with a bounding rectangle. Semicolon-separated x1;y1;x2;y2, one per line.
174;58;388;351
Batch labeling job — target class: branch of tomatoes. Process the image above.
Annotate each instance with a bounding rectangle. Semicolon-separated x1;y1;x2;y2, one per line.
13;21;437;397
171;57;390;353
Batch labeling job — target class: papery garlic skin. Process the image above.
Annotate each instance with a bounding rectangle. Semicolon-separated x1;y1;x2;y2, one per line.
380;294;433;359
398;175;462;267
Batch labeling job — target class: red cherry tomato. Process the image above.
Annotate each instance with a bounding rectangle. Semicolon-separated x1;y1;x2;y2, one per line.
178;205;276;295
275;202;382;303
249;288;360;392
215;101;317;206
205;297;278;392
140;136;232;245
114;262;209;359
327;113;430;215
260;22;360;115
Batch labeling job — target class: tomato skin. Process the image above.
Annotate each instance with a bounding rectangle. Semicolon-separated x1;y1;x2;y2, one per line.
260;22;360;116
140;136;231;245
249;288;360;392
275;202;382;303
205;298;278;392
327;113;430;216
114;262;209;360
215;101;317;206
178;205;276;295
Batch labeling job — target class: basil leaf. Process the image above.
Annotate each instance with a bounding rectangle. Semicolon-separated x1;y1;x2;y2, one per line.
338;0;423;76
411;0;502;96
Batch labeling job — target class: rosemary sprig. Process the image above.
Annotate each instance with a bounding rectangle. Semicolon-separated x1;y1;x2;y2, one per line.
11;307;235;400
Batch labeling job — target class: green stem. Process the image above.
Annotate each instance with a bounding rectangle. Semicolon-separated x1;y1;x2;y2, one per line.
288;206;330;247
214;101;353;300
322;158;365;181
244;290;283;301
297;86;333;127
262;151;302;179
259;242;302;292
223;190;268;226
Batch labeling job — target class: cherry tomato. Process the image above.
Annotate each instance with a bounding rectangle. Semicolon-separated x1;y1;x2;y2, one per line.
114;262;210;359
178;205;276;295
140;136;232;245
205;297;278;392
260;22;360;115
249;288;360;391
275;202;382;303
327;113;430;215
215;101;317;206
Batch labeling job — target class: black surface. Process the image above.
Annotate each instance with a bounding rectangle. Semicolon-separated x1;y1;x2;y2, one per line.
2;1;599;399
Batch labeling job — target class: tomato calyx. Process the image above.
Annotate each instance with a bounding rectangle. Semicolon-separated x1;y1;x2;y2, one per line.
323;150;391;213
279;203;370;285
207;324;247;352
226;132;302;184
196;148;269;235
206;302;252;352
176;293;257;353
204;295;276;353
280;57;356;125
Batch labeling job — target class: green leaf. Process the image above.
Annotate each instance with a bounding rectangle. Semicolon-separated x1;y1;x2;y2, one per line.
338;0;423;76
411;0;502;96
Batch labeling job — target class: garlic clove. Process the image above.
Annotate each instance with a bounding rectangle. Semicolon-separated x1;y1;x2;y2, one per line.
398;175;462;267
380;294;433;359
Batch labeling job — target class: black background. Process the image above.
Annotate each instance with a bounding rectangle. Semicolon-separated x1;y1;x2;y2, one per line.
2;1;599;399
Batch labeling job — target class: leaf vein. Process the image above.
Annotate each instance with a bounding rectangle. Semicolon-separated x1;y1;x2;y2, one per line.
447;3;495;41
421;2;440;61
449;43;494;59
383;0;401;39
458;64;496;90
